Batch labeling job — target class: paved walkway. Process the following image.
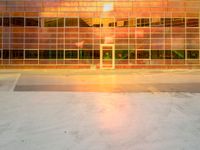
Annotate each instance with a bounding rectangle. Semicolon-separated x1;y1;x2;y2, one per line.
1;69;200;93
0;69;200;150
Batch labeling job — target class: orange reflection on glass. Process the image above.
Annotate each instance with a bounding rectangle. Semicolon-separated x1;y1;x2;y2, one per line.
104;36;114;44
75;40;85;48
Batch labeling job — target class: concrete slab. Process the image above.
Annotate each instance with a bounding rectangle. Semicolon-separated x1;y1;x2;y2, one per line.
1;69;200;150
0;74;20;91
0;92;200;150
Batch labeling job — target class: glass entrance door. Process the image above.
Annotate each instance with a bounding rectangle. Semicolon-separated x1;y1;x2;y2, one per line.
100;44;115;69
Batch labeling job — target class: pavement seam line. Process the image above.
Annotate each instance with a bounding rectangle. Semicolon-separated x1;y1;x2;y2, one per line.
148;86;161;94
10;74;21;92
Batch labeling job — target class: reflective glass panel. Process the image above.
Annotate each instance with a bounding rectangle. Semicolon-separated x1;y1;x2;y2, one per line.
187;50;199;59
25;50;38;59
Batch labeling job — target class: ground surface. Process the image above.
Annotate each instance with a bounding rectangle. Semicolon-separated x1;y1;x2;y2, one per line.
0;69;200;150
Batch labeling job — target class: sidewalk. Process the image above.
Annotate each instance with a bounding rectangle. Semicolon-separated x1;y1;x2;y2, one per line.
0;69;200;150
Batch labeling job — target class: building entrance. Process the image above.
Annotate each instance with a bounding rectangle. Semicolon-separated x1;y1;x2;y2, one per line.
100;44;115;69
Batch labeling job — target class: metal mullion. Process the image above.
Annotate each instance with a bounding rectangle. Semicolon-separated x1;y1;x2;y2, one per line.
185;13;187;64
150;15;152;65
23;12;25;65
199;12;200;63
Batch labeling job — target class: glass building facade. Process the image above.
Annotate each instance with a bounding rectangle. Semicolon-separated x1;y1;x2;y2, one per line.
0;0;200;68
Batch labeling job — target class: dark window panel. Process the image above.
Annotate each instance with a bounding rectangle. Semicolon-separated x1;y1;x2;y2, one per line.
3;18;10;26
44;18;57;27
0;50;2;58
187;19;199;27
65;18;78;27
94;50;100;59
115;50;128;59
151;50;164;59
129;50;135;59
165;18;171;27
79;50;92;59
137;18;150;27
39;50;56;59
58;18;64;27
93;24;102;27
172;18;185;27
10;50;24;59
103;50;112;59
137;50;150;59
187;50;199;59
0;18;2;26
109;22;115;27
79;18;90;27
65;50;78;59
26;18;39;26
172;50;185;59
165;50;172;59
57;50;64;59
3;50;9;59
25;50;38;59
151;18;164;27
11;18;24;27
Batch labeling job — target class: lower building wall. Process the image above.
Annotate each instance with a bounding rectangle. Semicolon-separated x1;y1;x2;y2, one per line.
1;64;200;69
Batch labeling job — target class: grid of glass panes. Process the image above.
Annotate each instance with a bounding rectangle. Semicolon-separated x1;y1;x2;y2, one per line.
0;0;200;66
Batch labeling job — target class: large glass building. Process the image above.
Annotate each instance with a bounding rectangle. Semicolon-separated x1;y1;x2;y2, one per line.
0;0;200;69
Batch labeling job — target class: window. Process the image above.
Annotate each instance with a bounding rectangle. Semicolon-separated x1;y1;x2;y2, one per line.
115;50;128;59
151;18;164;27
3;18;10;26
57;50;64;59
101;18;115;27
129;50;135;59
25;18;39;26
164;18;171;27
39;50;56;59
11;18;24;27
92;18;101;27
94;50;100;59
44;18;57;27
0;50;2;58
65;18;78;27
79;18;91;27
79;50;92;59
172;50;185;59
172;18;185;27
3;50;9;59
187;19;199;27
10;50;24;59
58;18;64;27
187;50;199;59
165;50;171;59
151;50;164;59
137;50;150;59
65;50;78;59
115;18;128;27
137;18;150;27
129;18;136;27
0;18;2;26
25;50;38;59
